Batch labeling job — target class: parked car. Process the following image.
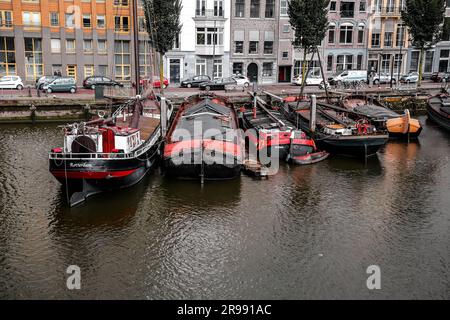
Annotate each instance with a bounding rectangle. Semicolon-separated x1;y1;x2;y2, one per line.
430;71;450;82
232;75;251;87
140;76;169;89
0;76;24;90
400;72;420;83
329;70;368;85
83;76;123;89
199;77;238;91
292;74;327;86
43;77;77;93
373;72;397;84
180;75;211;88
36;75;59;90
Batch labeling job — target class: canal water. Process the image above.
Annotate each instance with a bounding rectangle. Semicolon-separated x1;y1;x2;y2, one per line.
0;116;449;299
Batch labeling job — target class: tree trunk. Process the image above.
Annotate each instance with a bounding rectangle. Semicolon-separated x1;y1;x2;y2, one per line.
316;46;329;104
159;52;165;96
299;49;308;98
417;47;424;88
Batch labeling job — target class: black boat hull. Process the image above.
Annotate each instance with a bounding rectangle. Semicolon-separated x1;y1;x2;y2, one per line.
49;144;159;206
315;135;388;157
164;159;242;180
427;104;450;131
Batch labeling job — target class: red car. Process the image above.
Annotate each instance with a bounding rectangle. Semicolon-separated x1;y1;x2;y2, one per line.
140;76;169;89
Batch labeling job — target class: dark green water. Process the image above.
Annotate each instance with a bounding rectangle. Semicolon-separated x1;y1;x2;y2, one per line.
0;116;449;299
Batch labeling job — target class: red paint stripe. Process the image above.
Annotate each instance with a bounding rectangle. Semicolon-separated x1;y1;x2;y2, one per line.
51;169;137;179
164;139;242;158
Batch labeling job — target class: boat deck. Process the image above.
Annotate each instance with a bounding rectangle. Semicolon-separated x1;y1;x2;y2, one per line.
243;107;295;130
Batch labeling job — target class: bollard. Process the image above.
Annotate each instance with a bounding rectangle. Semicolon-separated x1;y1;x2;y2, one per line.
83;104;91;121
28;85;32;97
310;95;317;133
30;104;36;124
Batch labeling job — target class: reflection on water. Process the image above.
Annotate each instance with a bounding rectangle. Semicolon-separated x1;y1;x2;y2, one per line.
0;117;449;299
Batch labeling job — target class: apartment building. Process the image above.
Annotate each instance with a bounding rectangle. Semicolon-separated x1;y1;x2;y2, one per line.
164;0;231;83
230;0;279;84
367;0;409;77
0;0;154;86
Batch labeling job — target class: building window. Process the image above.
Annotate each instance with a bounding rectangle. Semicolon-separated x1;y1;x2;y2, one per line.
384;32;393;47
83;40;93;53
23;12;41;27
358;25;364;44
139;41;152;77
282;51;289;60
234;41;244;54
263;62;273;77
67;65;77;80
357;54;363;70
138;17;146;32
50;39;61;53
0;11;13;28
114;40;131;81
196;59;207;75
264;41;273;54
410;51;419;72
249;41;258;54
214;0;224;17
83;15;91;28
97;15;106;28
396;25;405;47
330;1;337;11
65;13;75;28
98;65;107;77
66;39;76;53
213;59;222;78
235;0;245;17
340;2;354;18
98;40;107;54
424;51;434;73
381;54;391;73
49;12;58;27
359;1;366;11
327;55;333;71
373;0;382;12
339;25;353;44
439;50;449;72
250;0;260;18
84;65;94;78
233;62;243;75
173;33;180;49
282;24;290;33
0;37;15;76
265;0;275;18
196;0;206;16
371;33;380;47
113;0;129;6
52;64;62;76
114;16;130;32
24;38;43;81
328;25;335;44
336;55;353;72
280;0;289;15
196;28;223;45
394;53;403;72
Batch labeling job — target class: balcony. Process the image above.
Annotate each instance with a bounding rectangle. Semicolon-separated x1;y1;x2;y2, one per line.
195;44;224;56
194;9;226;20
372;6;402;16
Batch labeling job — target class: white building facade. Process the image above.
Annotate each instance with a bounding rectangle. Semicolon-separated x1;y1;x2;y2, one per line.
164;0;231;84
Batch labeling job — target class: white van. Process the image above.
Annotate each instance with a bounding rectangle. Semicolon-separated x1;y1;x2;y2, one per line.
330;70;367;85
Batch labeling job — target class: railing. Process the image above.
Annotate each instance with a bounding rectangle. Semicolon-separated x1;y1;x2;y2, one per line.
372;6;401;14
195;8;225;18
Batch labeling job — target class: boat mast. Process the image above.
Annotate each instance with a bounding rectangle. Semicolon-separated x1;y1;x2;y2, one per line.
132;0;140;96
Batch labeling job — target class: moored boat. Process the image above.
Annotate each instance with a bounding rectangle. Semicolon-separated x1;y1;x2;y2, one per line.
282;97;389;158
163;94;244;180
49;96;170;206
341;94;422;139
241;95;329;165
427;93;450;131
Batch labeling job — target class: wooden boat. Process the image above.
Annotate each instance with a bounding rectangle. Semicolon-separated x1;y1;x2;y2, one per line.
427;93;450;131
49;96;170;206
283;97;389;158
341;94;422;139
163;94;244;180
241;95;329;165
